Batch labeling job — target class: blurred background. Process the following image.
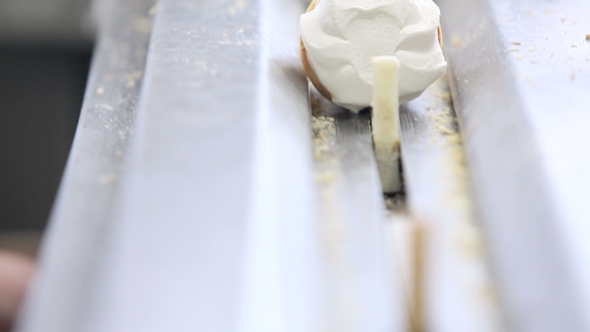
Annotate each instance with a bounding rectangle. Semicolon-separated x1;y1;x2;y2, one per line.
0;0;94;256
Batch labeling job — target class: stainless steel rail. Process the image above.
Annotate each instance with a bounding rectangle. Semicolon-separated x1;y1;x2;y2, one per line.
78;0;322;330
16;0;154;331
311;90;406;331
17;0;405;331
438;0;590;331
14;0;590;331
400;77;500;332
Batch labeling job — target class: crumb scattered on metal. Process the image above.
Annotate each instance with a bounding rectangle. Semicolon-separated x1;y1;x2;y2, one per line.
148;4;160;16
524;75;536;86
125;71;143;88
312;116;338;184
132;16;153;34
455;223;485;260
571;69;577;81
228;0;247;16
98;173;118;185
316;172;338;184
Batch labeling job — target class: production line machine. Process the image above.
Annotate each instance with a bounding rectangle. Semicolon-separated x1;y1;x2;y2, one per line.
13;0;590;331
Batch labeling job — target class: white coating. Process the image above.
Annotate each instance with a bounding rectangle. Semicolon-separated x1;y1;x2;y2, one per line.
300;0;447;112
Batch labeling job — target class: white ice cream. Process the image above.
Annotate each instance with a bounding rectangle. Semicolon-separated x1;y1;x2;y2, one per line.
300;0;447;112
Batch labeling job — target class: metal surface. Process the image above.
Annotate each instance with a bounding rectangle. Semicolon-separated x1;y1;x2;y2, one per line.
15;0;154;330
311;89;406;331
19;0;408;328
23;0;322;331
18;0;590;331
400;77;500;332
438;0;590;331
80;0;323;330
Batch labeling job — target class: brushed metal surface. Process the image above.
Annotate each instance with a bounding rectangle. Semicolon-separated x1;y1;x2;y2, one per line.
15;0;154;330
17;0;406;330
438;0;590;330
400;77;500;332
312;89;407;332
75;0;322;331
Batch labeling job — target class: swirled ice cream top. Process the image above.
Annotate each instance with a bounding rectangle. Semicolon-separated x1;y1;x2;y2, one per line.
300;0;447;112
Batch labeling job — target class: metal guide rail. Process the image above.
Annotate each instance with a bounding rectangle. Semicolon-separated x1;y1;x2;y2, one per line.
438;0;590;331
14;0;590;331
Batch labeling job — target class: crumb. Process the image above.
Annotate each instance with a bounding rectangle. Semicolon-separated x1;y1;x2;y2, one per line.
98;173;118;185
132;17;153;34
315;172;338;184
228;0;247;16
97;87;104;95
571;69;577;81
530;60;538;64
586;34;590;41
447;133;462;145
511;41;522;45
436;92;452;103
149;5;160;15
437;125;454;136
529;45;537;52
